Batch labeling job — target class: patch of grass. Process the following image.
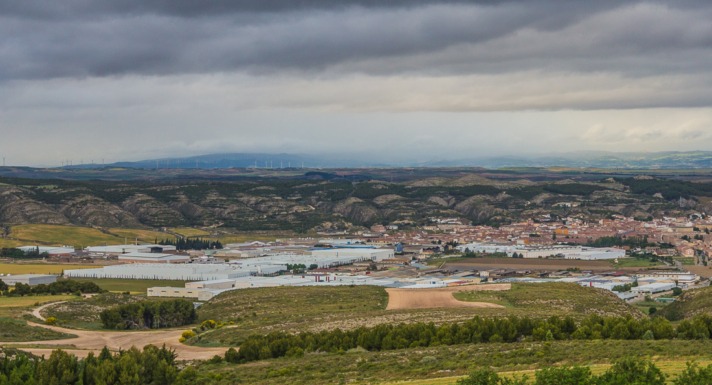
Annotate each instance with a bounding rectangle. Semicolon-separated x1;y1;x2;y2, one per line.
610;257;666;268
169;227;211;238
194;285;389;346
453;283;641;318
191;340;712;385
70;278;188;294
40;292;147;330
674;257;696;266
106;228;168;243
0;317;75;342
10;224;122;248
0;263;97;275
0;238;23;248
0;295;75;309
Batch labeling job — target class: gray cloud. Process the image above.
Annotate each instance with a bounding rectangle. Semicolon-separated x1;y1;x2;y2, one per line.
3;1;711;82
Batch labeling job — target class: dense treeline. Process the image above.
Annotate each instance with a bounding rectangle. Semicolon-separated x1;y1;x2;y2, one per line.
100;299;197;330
618;177;712;200
0;247;49;259
227;314;712;363
158;238;222;250
0;279;103;297
0;346;197;385
457;356;712;385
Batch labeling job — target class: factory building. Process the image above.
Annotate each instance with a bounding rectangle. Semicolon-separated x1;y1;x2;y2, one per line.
18;246;75;256
118;252;190;264
310;248;394;262
0;274;57;286
85;244;177;256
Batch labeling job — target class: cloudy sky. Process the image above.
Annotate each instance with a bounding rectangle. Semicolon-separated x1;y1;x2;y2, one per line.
2;0;712;166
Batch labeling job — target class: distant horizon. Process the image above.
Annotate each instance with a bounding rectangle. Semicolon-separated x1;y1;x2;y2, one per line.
4;149;712;170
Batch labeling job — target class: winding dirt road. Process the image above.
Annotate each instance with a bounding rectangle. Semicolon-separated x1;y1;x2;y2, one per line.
1;302;227;360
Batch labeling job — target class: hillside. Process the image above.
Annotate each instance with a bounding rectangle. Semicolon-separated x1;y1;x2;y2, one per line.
191;283;641;346
1;171;705;232
659;286;712;321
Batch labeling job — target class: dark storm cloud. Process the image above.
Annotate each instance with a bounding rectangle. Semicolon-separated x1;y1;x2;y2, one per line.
3;0;711;80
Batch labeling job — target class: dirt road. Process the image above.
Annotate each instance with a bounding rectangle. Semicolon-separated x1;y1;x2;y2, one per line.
386;284;510;310
2;305;227;360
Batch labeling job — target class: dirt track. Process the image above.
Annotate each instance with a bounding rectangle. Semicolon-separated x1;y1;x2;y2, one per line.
2;303;227;360
386;284;510;310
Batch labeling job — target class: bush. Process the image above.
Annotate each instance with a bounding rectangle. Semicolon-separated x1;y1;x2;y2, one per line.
45;316;57;325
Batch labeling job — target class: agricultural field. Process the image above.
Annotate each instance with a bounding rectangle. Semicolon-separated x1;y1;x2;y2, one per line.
610;257;666;268
444;258;637;272
190;339;712;385
0;238;23;248
0;263;97;275
70;278;188;293
10;224;122;247
169;227;211;238
106;228;168;244
191;283;639;347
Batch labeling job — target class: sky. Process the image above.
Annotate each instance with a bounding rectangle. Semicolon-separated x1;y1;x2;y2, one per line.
2;0;712;167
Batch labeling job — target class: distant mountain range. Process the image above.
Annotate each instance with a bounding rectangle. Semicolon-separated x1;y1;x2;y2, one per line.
63;151;712;170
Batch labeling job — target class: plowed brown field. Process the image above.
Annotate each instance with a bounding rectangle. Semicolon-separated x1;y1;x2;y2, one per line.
386;284;510;310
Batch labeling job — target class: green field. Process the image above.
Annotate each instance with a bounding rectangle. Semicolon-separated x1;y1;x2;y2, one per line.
106;228;168;243
0;317;75;342
71;278;188;294
0;295;78;342
0;238;23;248
10;224;123;247
674;257;696;266
8;224;175;248
453;283;640;318
191;283;639;347
610;257;666;268
170;227;211;238
190;340;712;385
0;263;97;275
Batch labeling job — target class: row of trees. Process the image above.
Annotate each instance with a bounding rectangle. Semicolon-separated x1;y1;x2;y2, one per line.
0;247;49;259
158;238;223;250
0;346;198;385
457;357;712;385
228;314;712;363
100;299;197;330
0;279;103;297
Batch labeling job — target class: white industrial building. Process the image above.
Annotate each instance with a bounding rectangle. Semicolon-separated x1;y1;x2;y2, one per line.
118;252;190;264
18;246;75;256
632;283;677;294
146;274;445;301
456;243;624;260
85;244;177;255
310;248;394;261
0;274;57;286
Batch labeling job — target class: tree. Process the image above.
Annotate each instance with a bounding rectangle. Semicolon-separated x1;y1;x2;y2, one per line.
597;357;665;385
457;368;527;385
673;362;712;385
534;366;593;385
